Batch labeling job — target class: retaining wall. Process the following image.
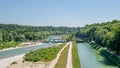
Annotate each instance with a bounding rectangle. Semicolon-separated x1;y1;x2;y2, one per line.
89;42;120;67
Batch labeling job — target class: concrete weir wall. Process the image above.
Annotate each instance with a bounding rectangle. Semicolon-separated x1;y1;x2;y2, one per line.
89;42;120;67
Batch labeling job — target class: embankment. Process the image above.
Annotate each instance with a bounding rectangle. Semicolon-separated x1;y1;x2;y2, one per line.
89;42;120;67
72;42;81;68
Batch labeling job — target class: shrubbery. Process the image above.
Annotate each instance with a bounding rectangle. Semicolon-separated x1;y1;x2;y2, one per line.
24;43;65;62
0;41;20;49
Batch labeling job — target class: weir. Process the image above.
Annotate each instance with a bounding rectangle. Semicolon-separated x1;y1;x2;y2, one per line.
45;36;66;43
47;39;66;43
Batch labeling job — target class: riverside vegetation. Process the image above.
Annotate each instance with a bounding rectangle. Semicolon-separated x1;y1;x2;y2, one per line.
0;41;20;49
0;24;77;49
90;42;120;67
72;42;81;68
24;43;65;62
1;20;120;68
76;20;120;55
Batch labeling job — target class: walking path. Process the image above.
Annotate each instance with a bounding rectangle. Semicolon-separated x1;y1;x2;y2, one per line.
47;42;70;68
6;42;73;68
66;42;73;68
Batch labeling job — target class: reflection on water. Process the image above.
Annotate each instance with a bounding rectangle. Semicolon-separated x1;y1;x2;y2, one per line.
77;43;117;68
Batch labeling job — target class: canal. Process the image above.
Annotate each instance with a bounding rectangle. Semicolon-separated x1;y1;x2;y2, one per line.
77;43;117;68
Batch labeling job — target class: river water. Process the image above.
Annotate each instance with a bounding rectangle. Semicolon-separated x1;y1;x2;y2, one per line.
0;35;61;59
77;43;117;68
0;43;57;59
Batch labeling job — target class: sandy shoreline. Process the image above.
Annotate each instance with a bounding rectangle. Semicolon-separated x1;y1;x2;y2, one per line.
0;42;43;68
0;54;25;68
0;42;73;68
7;43;70;68
0;42;43;52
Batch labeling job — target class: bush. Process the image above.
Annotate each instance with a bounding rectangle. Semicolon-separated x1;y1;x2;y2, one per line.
11;61;17;64
24;43;65;62
0;41;20;49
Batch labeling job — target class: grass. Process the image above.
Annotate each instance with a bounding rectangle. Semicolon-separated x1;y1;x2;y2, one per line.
55;45;70;68
61;35;72;41
24;43;65;62
72;42;81;68
0;41;20;49
11;61;17;64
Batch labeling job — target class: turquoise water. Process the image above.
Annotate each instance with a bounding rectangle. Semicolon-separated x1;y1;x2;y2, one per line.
77;43;117;68
0;43;57;59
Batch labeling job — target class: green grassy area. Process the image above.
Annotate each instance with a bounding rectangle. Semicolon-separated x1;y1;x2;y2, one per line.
61;35;73;41
24;43;65;62
72;42;81;68
0;41;20;49
55;45;70;68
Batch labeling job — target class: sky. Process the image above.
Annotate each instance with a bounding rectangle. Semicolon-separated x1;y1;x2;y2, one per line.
0;0;120;27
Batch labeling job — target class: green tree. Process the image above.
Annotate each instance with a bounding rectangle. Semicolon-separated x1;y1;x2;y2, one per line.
0;32;2;44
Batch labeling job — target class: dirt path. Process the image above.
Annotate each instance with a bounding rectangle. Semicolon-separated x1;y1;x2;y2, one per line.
8;42;70;68
46;42;70;68
66;42;73;68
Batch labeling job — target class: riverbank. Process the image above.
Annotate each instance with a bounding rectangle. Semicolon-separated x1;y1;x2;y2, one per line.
0;42;43;68
8;43;68;68
0;54;25;68
72;42;81;68
7;42;74;68
77;43;117;68
89;42;120;67
0;42;43;52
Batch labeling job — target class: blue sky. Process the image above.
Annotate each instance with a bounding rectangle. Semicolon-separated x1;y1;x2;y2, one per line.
0;0;120;27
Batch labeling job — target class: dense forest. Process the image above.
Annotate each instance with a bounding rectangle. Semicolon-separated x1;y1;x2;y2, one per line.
0;24;77;49
76;20;120;55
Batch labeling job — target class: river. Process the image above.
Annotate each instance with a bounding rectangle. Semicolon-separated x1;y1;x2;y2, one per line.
0;43;57;59
0;35;61;59
77;43;117;68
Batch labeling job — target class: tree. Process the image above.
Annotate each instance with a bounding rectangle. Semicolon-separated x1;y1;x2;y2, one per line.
77;20;120;55
8;33;14;42
0;32;2;44
113;27;120;54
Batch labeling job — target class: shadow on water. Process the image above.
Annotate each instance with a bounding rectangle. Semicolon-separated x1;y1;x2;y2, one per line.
98;57;117;67
90;46;117;67
77;43;118;68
